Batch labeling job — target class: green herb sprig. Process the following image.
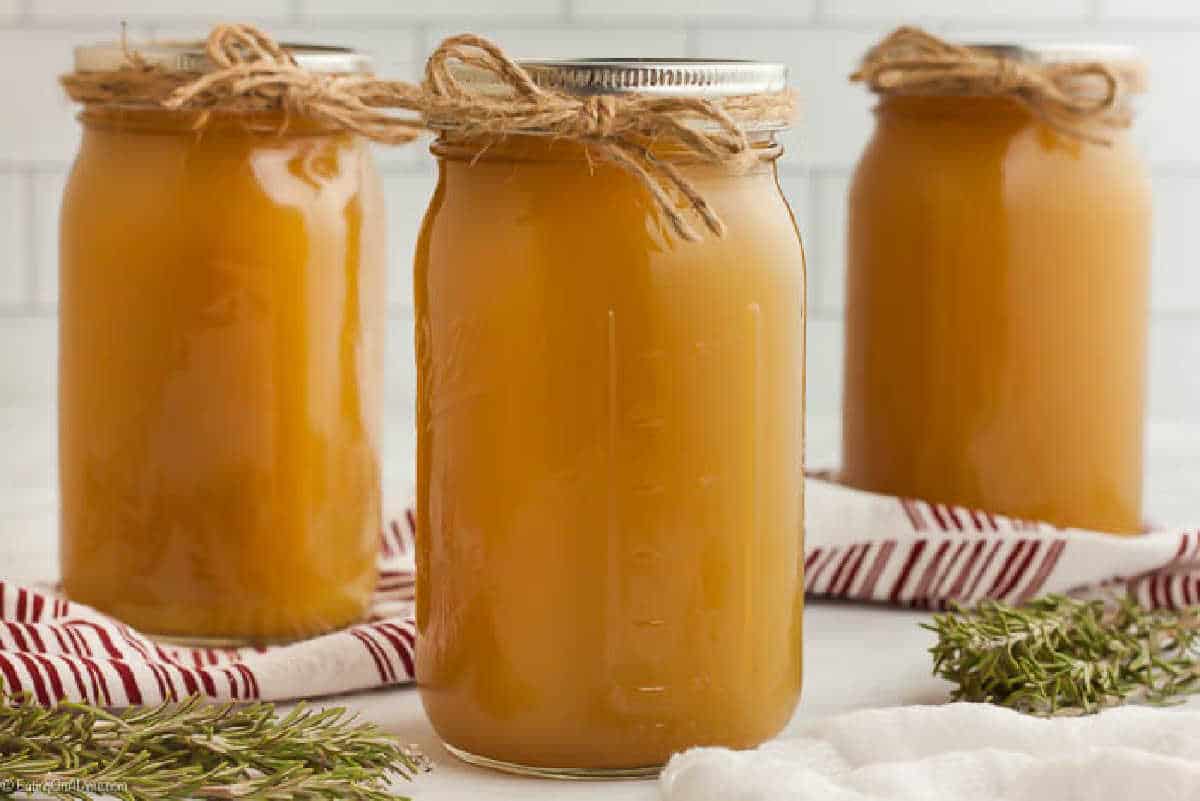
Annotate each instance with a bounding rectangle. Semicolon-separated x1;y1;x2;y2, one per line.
926;594;1200;716
0;686;429;800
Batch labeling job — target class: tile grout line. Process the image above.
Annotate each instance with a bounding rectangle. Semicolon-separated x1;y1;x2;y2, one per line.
8;15;1200;33
810;0;828;26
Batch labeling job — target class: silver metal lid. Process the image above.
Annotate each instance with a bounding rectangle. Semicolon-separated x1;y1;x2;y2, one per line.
970;42;1139;64
74;40;372;74
516;58;789;97
968;42;1146;92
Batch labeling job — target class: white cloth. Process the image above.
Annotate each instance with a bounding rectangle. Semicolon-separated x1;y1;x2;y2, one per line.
660;703;1200;801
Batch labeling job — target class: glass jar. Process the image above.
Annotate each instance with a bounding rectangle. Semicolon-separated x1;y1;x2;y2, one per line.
59;42;385;643
414;61;806;777
842;45;1150;535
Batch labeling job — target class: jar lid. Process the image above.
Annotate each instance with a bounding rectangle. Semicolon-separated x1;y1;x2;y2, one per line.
74;40;372;74
970;42;1147;92
515;59;788;97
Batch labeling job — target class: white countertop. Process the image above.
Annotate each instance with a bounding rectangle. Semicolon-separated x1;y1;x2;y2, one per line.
4;404;1200;799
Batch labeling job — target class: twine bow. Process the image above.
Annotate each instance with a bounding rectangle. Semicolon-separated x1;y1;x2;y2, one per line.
62;25;427;145
851;27;1136;145
62;24;796;242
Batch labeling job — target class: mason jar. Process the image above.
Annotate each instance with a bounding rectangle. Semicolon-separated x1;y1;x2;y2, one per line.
59;41;385;642
842;44;1150;534
414;59;807;777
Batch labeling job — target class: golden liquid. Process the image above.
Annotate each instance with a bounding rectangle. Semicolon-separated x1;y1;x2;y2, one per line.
414;135;806;771
843;96;1150;534
59;109;385;642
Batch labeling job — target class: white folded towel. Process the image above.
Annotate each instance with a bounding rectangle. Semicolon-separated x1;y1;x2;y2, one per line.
660;703;1200;801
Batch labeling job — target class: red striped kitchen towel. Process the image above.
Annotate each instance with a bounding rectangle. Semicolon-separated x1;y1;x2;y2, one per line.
803;477;1197;610
0;516;417;707
2;478;1197;706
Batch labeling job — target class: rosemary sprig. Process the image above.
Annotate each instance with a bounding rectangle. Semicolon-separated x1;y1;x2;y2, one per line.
926;594;1200;716
0;685;429;800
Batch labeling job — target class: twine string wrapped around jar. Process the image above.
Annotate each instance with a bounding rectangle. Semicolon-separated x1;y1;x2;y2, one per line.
851;26;1142;145
61;24;796;242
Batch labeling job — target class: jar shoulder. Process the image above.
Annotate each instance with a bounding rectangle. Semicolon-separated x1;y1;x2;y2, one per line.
850;120;1149;209
416;159;805;273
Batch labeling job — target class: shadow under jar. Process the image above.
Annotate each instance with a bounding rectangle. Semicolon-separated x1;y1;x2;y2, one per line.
414;60;806;777
59;42;385;643
842;44;1151;535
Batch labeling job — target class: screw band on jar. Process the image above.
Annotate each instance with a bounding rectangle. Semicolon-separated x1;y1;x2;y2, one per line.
61;24;796;242
851;26;1147;145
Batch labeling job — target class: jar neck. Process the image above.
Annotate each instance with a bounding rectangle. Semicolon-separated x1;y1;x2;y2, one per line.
873;94;1133;142
876;95;1031;129
431;130;784;168
78;106;345;137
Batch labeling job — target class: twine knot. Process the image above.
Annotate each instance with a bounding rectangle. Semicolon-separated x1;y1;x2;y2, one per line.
990;56;1021;94
852;26;1138;145
580;95;619;138
419;33;792;240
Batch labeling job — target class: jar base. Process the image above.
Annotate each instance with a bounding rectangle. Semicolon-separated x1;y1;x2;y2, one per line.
142;628;349;648
443;742;661;781
144;632;271;648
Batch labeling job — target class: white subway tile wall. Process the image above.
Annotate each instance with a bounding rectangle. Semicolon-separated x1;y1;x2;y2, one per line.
299;0;563;19
1099;0;1200;20
1150;172;1200;315
2;0;1199;428
810;170;850;317
31;168;66;310
827;0;1089;21
572;0;815;19
0;29;114;163
424;25;688;57
694;26;884;169
31;1;290;19
383;167;436;315
0;172;29;308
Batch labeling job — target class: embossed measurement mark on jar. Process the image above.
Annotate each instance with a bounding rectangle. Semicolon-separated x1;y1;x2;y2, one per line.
605;308;673;729
744;302;767;710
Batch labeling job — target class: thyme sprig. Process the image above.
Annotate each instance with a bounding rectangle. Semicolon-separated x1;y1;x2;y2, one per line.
926;594;1200;716
0;686;429;800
